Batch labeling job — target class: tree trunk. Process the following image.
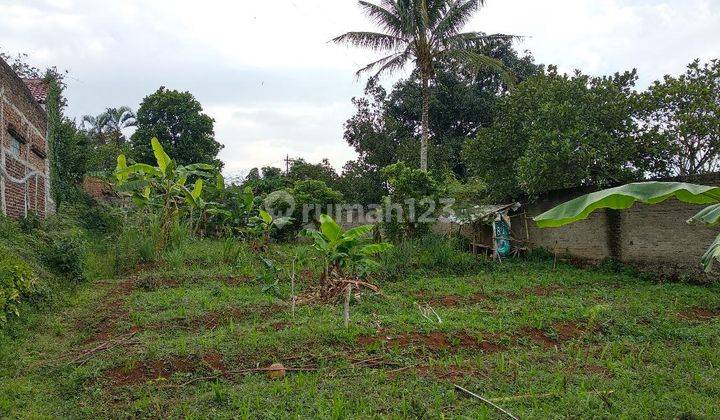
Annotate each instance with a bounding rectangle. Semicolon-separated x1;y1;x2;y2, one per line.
420;73;430;172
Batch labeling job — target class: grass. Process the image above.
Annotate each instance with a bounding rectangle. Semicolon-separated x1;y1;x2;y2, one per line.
1;239;719;418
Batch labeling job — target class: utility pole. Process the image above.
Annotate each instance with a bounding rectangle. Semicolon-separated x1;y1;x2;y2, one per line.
285;154;291;175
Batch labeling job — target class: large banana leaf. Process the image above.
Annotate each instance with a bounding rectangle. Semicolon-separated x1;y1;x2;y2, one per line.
534;182;720;228
151;138;172;175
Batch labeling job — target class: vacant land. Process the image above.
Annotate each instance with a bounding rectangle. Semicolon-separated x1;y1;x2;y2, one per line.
1;242;719;418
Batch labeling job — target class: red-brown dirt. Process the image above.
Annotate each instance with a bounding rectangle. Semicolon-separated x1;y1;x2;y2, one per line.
523;285;562;297
469;292;490;303
104;356;198;386
80;278;136;344
552;321;587;341
357;330;504;353
678;307;720;322
202;351;229;375
517;327;558;348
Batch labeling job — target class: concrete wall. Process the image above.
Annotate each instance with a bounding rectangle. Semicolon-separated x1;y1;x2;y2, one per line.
0;58;49;219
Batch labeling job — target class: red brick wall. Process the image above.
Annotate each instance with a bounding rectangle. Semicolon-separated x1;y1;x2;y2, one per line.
1;57;49;219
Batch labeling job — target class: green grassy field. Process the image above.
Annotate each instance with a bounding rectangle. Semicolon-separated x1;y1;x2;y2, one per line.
1;240;719;418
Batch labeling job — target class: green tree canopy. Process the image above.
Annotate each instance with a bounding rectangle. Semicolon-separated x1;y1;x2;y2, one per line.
130;87;223;169
637;58;720;176
333;0;516;171
463;66;668;201
342;40;539;183
288;158;339;189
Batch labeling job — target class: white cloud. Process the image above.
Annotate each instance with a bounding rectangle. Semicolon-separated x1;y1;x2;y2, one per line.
1;0;718;176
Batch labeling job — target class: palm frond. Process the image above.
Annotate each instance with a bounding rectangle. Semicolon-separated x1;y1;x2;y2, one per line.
369;51;411;78
359;1;406;36
443;32;523;50
332;31;406;51
440;49;517;86
432;0;483;38
354;50;411;78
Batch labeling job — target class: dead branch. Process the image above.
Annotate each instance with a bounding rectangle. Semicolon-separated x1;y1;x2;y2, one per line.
454;384;519;420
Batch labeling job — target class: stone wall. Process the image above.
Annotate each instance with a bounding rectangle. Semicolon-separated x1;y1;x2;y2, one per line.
0;57;49;219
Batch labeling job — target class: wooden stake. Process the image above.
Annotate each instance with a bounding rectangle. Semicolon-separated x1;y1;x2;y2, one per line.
291;258;296;319
343;284;351;328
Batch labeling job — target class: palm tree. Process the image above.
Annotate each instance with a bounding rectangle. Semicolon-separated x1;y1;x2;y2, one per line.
101;106;137;144
80;106;136;144
333;0;517;171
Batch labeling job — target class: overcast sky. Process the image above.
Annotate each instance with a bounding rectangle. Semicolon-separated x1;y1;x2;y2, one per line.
1;0;718;176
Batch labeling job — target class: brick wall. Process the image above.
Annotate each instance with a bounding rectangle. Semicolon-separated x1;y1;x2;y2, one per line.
0;57;49;219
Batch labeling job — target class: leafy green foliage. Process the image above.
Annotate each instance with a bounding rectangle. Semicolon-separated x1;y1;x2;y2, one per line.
241;166;289;196
39;229;87;283
288;179;344;227
380;162;441;241
306;214;392;278
47;78;90;207
130;87;223;169
288;159;339;189
464;67;668;200
375;234;481;281
333;0;518;170
637;58;720;175
534;181;720;271
115;138;216;251
0;246;38;326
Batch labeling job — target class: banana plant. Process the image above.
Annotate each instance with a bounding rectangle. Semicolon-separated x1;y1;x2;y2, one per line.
247;209;292;250
533;181;720;271
114;137;216;250
305;214;393;281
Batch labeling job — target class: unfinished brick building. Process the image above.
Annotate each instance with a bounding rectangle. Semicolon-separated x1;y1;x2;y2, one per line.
0;57;50;219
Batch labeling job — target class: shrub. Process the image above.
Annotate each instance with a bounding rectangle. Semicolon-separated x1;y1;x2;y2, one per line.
40;229;87;283
0;246;38;326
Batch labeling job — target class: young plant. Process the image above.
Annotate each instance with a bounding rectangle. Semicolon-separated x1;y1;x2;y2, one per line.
305;214;393;290
247;209;292;251
534;181;720;271
114;137;216;251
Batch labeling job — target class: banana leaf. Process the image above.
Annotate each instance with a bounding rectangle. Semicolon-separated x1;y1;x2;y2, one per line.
534;182;720;228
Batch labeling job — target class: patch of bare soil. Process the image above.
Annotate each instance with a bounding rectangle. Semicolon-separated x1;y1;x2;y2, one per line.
414;290;492;307
584;364;611;376
80;278;137;344
469;292;490;303
552;321;587;341
357;330;504;353
517;327;558;348
104;356;199;386
522;285;562;297
430;295;462;307
145;305;283;332
201;351;229;375
678;307;720;322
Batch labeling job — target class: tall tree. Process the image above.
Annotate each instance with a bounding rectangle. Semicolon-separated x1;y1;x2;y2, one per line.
637;59;720;176
333;0;516;171
129;87;223;168
463;66;668;200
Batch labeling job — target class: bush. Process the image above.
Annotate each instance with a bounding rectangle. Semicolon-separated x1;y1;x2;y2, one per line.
375;234;483;281
40;229;87;283
0;246;38;326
